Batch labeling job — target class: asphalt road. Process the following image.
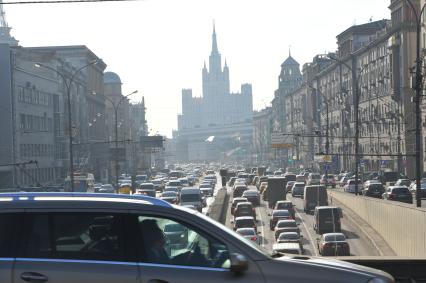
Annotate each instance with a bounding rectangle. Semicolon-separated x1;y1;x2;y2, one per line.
225;185;380;257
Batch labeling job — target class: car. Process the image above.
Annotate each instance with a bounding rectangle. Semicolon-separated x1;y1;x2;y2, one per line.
276;232;303;252
409;182;426;199
382;186;413;204
160;191;179;204
94;183;102;193
276;232;302;245
269;209;292;230
295;174;306;183
272;242;303;255
320;174;336;188
291;182;305;197
163;186;179;193
138;183;156;197
231;197;249;215
317;233;350;256
199;184;214;197
233;185;248;198
163;223;188;247
99;184;115;193
236;227;260;245
363;179;382;188
167;180;183;190
180;187;203;212
314;206;342;234
394;178;411;187
242;190;260;206
273;200;295;219
344;179;363;194
285;181;295;193
233;216;257;232
307;173;321;185
0;192;393;282
234;202;256;221
152;179;165;191
274;220;300;240
362;182;385;198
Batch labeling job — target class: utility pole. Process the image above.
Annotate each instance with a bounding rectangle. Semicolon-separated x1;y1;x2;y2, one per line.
351;55;360;195
325;96;330;188
406;0;425;207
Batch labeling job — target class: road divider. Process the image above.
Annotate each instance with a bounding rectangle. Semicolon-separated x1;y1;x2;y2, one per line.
329;190;426;256
207;187;229;223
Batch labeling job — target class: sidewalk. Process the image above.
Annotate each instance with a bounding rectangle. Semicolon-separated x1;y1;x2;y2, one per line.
330;195;396;256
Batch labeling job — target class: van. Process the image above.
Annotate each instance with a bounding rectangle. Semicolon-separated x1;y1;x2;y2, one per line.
303;185;328;213
180;187;203;212
314;206;342;234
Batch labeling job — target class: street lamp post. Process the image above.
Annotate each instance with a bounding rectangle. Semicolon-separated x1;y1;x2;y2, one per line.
104;90;138;189
35;60;99;192
406;0;426;207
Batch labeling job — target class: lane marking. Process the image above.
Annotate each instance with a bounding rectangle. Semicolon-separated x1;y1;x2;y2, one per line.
290;196;318;256
257;204;266;247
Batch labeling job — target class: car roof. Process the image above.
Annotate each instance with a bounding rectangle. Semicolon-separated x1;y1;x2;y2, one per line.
236;227;256;232
233;197;248;201
323;232;345;237
180;187;200;192
279;232;299;237
273;209;289;214
276;200;292;204
277;219;296;224
235;216;255;220
236;202;253;207
0;192;171;208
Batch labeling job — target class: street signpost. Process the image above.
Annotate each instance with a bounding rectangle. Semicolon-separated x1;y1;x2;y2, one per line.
271;133;293;148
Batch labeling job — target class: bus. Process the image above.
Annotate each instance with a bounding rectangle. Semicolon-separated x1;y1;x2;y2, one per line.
64;173;95;193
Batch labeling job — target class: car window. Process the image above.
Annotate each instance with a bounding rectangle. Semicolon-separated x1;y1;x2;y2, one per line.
137;216;230;269
20;213;125;261
0;214;19;257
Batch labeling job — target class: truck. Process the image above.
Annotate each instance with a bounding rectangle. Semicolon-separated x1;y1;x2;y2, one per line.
303;185;328;214
266;176;287;208
257;166;266;176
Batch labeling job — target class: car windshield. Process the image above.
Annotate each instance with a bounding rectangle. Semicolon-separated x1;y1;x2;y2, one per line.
324;234;346;242
273;210;289;217
279;233;299;240
392;187;410;194
237;229;256;236
277;221;297;228
180;193;200;202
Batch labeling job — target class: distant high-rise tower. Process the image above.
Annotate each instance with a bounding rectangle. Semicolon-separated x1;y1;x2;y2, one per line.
0;2;18;46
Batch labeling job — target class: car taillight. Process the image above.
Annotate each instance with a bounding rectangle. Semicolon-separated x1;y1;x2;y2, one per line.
251;236;257;241
389;194;394;199
322;243;331;248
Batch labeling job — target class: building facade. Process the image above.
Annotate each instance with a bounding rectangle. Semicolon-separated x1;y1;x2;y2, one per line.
176;26;253;163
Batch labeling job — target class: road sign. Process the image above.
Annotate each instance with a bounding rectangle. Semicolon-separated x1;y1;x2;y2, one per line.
271;133;293;148
323;155;332;162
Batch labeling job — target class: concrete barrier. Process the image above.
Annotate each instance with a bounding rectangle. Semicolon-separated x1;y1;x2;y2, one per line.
329;190;426;256
207;187;229;223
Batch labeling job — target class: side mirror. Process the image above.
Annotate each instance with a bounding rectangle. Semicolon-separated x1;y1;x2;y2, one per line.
230;253;249;273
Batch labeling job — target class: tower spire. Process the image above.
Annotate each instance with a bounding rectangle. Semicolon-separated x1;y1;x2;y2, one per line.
0;2;18;45
211;21;219;55
1;1;8;28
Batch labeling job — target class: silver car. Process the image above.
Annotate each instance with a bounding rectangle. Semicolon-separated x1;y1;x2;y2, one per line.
0;192;393;283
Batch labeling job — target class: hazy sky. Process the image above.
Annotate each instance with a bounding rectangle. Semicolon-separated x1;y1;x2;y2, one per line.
4;0;390;137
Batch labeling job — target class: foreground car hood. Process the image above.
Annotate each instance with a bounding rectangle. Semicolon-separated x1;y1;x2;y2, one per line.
273;255;393;280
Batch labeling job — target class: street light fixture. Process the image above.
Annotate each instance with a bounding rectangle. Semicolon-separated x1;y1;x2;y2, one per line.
35;59;100;192
104;90;138;188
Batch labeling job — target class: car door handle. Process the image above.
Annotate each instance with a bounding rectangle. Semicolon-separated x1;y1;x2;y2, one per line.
20;272;48;282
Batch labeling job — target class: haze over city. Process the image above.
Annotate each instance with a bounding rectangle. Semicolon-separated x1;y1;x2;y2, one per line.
4;0;389;137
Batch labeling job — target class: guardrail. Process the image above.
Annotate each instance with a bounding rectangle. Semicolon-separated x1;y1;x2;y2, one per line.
329;190;426;256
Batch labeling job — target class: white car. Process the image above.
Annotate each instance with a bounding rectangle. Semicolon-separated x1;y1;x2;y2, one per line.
344;179;363;193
